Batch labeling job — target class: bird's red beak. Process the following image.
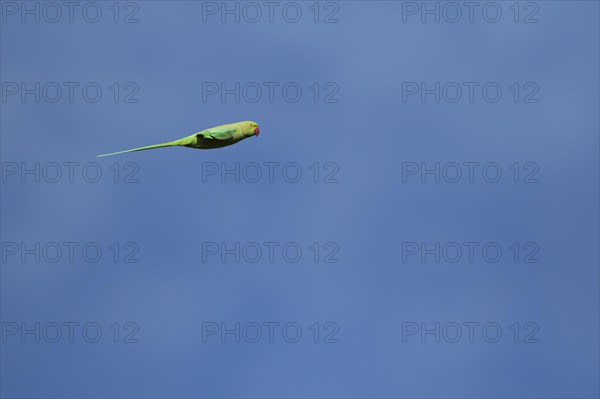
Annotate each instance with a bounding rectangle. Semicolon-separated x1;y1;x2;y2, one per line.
254;127;260;136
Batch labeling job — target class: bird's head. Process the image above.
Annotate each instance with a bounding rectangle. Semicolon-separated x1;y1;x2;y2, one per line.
241;121;260;138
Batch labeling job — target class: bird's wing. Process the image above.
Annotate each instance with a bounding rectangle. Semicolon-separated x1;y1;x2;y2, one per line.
197;127;237;140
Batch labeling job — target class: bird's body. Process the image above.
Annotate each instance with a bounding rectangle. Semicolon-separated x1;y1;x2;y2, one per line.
97;121;260;157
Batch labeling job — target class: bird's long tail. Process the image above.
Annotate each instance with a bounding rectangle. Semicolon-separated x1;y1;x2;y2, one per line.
97;141;181;157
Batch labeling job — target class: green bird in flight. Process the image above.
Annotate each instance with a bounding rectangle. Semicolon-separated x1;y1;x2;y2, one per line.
97;121;260;157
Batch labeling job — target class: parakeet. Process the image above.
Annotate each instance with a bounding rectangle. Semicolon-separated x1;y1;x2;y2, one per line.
97;121;260;157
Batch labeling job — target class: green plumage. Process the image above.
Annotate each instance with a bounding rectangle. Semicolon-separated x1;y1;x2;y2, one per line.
97;121;260;157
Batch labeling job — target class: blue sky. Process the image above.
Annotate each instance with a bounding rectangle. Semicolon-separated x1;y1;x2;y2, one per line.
1;1;599;398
